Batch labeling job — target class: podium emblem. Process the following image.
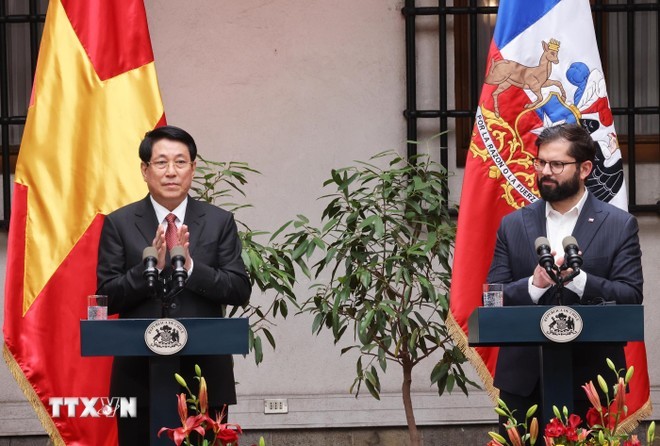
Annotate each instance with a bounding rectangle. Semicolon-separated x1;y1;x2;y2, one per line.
540;306;583;343
144;318;188;355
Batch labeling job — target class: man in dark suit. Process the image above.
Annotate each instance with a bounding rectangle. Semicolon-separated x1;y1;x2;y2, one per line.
96;125;251;445
487;123;643;428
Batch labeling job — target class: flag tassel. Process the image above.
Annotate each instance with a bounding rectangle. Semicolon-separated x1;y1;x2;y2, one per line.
3;344;65;446
446;314;498;401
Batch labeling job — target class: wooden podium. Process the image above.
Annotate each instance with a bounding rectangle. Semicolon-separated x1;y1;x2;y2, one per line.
468;305;644;424
80;318;249;446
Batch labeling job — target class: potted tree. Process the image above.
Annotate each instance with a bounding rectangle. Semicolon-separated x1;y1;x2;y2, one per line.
279;150;479;446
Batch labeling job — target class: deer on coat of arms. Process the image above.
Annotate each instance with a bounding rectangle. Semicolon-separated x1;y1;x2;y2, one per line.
485;39;567;118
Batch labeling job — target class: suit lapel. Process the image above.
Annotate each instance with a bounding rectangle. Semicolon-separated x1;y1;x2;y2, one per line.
572;193;606;253
134;195;159;245
183;197;207;254
522;200;547;252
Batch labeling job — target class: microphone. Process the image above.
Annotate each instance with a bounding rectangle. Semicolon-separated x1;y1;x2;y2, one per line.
170;246;188;289
534;237;555;272
142;247;158;289
562;236;583;271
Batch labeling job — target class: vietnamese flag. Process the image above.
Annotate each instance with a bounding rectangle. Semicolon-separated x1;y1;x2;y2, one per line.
447;0;650;431
3;0;164;444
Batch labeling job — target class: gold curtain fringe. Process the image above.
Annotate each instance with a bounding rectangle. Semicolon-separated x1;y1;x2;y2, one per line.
447;312;499;402
3;343;65;446
617;398;653;434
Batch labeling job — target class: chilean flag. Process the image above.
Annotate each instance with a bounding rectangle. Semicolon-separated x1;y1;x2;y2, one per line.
447;0;650;431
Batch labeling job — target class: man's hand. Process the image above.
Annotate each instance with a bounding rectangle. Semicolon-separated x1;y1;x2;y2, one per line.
556;256;576;284
152;225;167;270
177;224;192;271
532;264;555;288
532;249;557;288
153;224;192;271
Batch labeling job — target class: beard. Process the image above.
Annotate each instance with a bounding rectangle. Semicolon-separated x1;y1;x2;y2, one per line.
538;168;581;202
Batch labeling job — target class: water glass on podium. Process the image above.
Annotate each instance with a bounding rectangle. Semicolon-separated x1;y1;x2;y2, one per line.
87;295;108;320
482;284;503;307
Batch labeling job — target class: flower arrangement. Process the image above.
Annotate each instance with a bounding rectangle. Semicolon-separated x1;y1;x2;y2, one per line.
159;365;266;446
487;359;655;446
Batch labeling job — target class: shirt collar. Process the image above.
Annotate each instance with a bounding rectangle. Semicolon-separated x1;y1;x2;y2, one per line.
150;196;188;225
545;188;589;219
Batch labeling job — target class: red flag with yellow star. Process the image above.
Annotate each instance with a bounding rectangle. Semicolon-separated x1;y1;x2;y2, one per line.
3;0;164;443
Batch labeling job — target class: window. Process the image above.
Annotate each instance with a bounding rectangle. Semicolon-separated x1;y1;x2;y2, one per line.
403;0;659;213
0;0;47;227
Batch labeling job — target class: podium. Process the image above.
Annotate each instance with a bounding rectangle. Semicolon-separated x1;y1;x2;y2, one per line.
468;305;643;424
80;318;249;446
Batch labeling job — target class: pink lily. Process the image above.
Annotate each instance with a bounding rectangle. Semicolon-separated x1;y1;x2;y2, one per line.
582;381;602;411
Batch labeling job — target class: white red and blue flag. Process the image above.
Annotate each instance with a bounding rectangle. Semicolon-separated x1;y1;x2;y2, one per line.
448;0;650;430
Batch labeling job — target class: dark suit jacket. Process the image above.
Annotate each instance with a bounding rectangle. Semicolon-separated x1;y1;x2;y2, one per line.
487;193;643;397
96;195;251;407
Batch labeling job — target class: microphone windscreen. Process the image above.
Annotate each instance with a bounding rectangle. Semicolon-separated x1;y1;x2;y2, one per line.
143;246;158;260
170;246;186;259
535;236;551;251
562;236;579;250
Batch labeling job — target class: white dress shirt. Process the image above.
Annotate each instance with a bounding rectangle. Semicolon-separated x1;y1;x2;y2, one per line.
150;196;194;274
528;189;589;303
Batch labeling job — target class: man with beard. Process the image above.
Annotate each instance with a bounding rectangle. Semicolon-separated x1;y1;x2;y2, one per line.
487;123;643;429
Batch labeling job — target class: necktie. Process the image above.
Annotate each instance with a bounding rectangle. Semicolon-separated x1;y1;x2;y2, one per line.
165;213;178;250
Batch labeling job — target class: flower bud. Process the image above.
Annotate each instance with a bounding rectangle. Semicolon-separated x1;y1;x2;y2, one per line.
495;407;508;417
497;398;510;410
175;373;187;388
195;364;202;377
648;421;656;443
529;417;539;445
553;406;561;419
625;366;635;385
506;424;523;446
606;357;616;373
199;377;208;414
614;377;626;413
488;432;508;444
597;375;608;395
526;404;538;419
259;437;266;446
598;429;605;443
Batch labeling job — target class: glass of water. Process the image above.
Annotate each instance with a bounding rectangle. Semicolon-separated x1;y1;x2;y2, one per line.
87;295;108;320
482;284;504;307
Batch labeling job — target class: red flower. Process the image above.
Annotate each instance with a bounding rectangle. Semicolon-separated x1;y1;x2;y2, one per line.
586;407;601;427
614;377;626;414
624;434;641;446
207;407;243;446
158;394;206;446
216;427;240;445
544;418;566;438
567;413;582;429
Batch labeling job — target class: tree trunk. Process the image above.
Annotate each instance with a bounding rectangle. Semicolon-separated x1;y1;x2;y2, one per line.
402;357;421;446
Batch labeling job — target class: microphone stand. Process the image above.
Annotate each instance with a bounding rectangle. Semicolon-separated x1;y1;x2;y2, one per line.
160;276;186;318
549;265;581;306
